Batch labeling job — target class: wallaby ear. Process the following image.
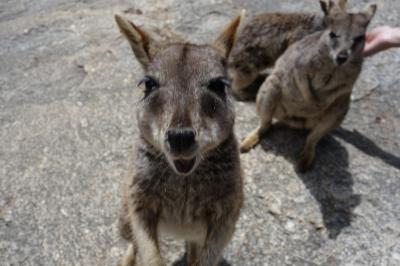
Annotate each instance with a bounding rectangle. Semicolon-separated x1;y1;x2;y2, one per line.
115;14;159;68
320;0;333;16
363;4;377;22
320;0;345;16
213;14;242;58
337;0;347;10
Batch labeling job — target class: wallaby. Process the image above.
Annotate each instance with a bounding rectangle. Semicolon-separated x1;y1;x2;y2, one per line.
114;14;243;266
229;0;348;100
240;2;377;172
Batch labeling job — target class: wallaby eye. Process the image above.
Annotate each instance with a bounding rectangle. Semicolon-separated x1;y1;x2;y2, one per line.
207;77;230;98
353;35;366;43
329;31;339;39
138;76;159;97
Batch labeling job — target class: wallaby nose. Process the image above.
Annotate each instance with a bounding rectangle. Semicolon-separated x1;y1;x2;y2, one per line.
336;51;349;65
166;128;196;155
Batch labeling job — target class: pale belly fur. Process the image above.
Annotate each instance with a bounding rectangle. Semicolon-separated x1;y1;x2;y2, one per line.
158;219;207;243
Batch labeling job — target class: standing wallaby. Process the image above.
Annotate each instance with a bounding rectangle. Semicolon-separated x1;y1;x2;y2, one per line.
114;14;243;266
229;0;348;100
240;2;377;172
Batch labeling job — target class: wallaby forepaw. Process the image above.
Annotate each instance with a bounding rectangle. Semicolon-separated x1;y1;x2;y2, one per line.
118;215;133;241
119;244;137;266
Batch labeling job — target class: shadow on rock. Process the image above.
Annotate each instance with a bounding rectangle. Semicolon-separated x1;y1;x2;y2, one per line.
333;127;400;170
259;124;361;239
230;74;268;102
172;254;231;266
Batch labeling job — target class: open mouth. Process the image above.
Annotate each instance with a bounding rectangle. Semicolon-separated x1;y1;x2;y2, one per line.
173;158;196;175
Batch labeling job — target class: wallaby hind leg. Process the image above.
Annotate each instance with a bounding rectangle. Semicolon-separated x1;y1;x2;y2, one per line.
196;214;239;266
240;76;281;153
297;96;350;172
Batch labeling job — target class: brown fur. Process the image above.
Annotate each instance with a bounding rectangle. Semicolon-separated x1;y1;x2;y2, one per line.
229;0;349;100
240;3;377;172
115;15;243;266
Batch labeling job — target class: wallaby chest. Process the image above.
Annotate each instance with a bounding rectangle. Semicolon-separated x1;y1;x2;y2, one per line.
132;139;240;226
278;42;362;119
150;168;237;242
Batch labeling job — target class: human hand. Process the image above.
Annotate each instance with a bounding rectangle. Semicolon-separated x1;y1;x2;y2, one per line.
364;26;400;57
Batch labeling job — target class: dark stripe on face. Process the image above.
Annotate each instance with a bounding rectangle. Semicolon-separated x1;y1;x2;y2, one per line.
176;44;190;91
348;14;354;39
179;44;189;66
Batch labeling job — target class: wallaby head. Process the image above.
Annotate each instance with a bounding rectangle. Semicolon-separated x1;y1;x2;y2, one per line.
115;15;241;176
319;1;377;65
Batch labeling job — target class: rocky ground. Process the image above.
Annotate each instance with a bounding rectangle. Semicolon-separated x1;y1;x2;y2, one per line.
1;0;399;265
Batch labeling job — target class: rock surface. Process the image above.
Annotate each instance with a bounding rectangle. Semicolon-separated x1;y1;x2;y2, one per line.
1;0;399;265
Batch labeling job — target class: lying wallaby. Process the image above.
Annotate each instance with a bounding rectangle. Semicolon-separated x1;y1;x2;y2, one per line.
229;0;348;100
240;2;377;172
114;14;243;266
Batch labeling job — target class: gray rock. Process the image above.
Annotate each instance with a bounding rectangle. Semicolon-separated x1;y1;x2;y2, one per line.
1;0;399;265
